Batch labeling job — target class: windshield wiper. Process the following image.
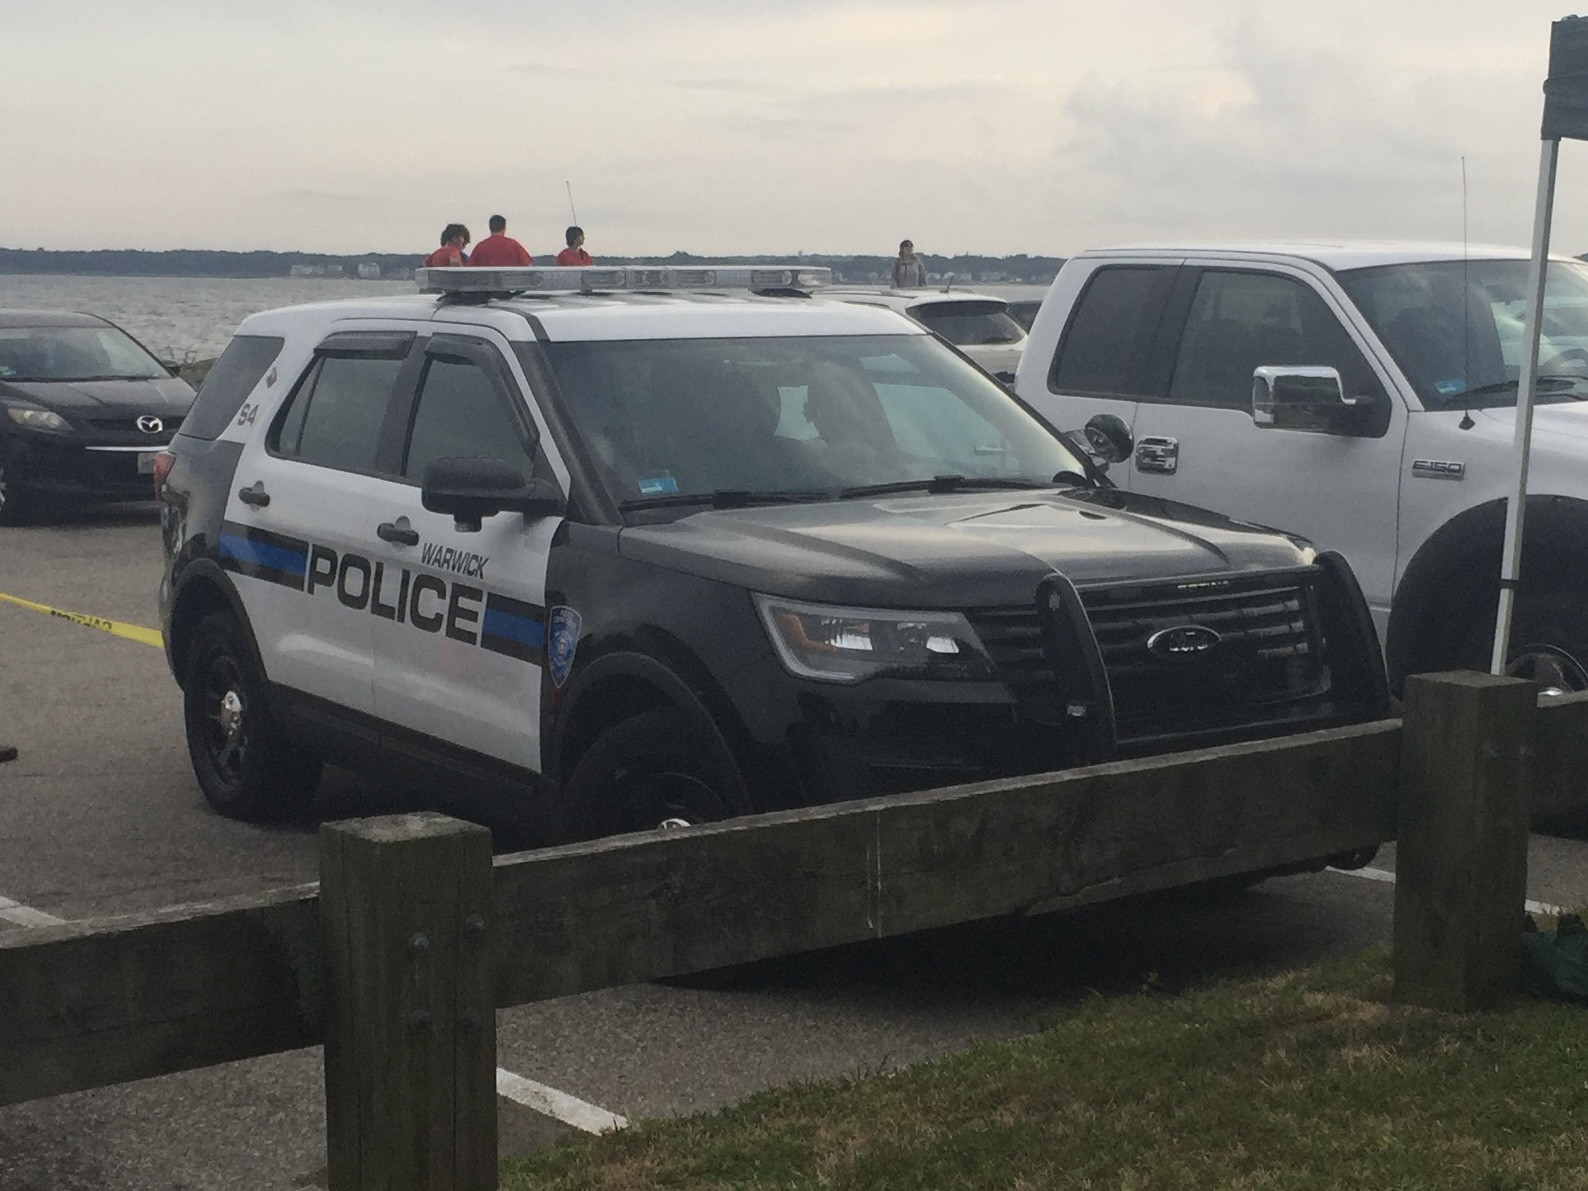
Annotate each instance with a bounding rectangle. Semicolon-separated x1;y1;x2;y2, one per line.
837;474;1060;500
619;488;831;512
1458;375;1585;399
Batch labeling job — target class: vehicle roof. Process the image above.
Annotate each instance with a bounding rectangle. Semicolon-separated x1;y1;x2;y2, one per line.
235;289;928;344
0;308;114;329
1069;241;1567;271
822;285;1010;310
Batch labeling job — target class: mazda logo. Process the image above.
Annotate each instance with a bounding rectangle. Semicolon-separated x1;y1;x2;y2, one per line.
135;416;164;435
1146;624;1222;659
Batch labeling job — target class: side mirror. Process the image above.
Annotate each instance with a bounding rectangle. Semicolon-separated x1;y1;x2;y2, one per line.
1080;413;1133;467
1252;366;1375;433
421;457;566;532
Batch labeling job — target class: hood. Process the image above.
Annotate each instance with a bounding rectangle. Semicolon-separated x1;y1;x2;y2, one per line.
0;376;195;415
1498;400;1588;447
618;488;1315;608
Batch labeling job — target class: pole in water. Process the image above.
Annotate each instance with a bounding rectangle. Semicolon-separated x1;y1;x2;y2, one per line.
565;181;578;225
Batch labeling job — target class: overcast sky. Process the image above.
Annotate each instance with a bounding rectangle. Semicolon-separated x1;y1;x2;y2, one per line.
5;0;1587;258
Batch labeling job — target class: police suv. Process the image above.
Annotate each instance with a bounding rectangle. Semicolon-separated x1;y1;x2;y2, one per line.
156;264;1390;843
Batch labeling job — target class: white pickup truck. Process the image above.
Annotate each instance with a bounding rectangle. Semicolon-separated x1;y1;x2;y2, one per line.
1015;241;1588;695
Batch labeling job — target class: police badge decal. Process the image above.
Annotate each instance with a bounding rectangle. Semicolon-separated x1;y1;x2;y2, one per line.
547;605;582;687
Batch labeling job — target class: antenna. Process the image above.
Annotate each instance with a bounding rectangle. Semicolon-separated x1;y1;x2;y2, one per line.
1459;156;1475;430
565;181;579;226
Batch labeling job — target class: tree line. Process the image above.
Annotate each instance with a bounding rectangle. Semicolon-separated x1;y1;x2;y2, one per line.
0;247;1065;284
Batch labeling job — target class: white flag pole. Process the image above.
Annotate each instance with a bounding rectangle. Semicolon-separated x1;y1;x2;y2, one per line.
1490;136;1560;675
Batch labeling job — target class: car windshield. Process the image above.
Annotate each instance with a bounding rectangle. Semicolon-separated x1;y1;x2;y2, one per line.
1337;258;1588;410
537;333;1087;514
0;324;169;383
908;301;1026;346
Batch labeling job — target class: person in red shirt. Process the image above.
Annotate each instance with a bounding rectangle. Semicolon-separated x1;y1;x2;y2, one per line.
422;223;470;267
555;225;593;267
468;215;533;266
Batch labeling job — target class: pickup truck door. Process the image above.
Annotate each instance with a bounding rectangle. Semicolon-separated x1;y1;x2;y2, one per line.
1123;265;1407;626
1017;261;1189;491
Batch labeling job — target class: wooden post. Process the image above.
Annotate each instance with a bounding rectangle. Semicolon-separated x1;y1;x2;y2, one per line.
320;813;496;1190
1393;671;1534;1012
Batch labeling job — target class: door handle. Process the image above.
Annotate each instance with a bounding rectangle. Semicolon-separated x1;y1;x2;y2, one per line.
377;521;420;546
237;482;270;508
1134;436;1179;475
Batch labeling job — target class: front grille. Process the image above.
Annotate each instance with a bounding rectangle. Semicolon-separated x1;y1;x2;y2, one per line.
1081;574;1328;743
966;569;1334;750
78;414;183;445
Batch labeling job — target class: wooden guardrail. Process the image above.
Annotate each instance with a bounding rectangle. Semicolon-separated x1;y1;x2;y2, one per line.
0;673;1564;1189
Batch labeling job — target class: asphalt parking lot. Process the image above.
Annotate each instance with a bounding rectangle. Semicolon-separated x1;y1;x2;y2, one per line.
2;504;1585;1190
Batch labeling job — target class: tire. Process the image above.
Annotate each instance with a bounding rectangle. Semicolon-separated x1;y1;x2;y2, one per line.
564;707;739;840
182;612;321;821
1503;591;1588;694
1447;589;1588;695
0;450;32;526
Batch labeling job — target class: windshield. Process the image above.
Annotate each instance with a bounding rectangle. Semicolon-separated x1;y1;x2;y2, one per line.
538;333;1087;513
909;301;1026;346
1337;258;1588;410
0;324;169;383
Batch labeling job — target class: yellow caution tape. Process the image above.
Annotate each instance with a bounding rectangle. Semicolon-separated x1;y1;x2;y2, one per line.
0;591;164;648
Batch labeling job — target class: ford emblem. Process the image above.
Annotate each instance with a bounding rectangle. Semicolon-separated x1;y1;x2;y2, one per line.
135;415;164;435
1146;624;1222;658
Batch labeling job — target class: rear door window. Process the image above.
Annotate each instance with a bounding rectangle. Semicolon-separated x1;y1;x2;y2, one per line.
1049;265;1177;397
271;353;403;474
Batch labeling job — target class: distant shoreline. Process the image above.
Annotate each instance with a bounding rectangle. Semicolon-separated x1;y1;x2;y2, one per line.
0;247;1064;286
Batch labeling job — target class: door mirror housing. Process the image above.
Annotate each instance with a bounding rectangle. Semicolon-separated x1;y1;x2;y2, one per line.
1252;366;1378;434
420;457;567;532
1080;413;1133;467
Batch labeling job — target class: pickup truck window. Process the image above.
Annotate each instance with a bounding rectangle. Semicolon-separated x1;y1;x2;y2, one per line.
1049;265;1175;398
1338;258;1588;409
1164;270;1384;412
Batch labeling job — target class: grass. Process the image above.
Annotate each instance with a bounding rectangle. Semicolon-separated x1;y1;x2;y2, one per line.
500;947;1588;1190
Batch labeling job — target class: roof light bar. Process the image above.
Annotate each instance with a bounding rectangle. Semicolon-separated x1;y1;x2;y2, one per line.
416;264;830;295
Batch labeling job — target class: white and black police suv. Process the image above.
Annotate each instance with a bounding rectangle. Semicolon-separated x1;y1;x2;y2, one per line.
156;264;1390;847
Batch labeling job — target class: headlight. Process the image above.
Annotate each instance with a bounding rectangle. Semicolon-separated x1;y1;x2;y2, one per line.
6;407;71;432
753;594;995;683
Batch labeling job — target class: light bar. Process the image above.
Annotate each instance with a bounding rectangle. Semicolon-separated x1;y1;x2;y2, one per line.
416;264;831;295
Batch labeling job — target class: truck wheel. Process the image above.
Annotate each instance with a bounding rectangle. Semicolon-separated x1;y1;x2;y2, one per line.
1505;592;1588;694
182;612;321;821
565;707;737;839
1445;590;1588;695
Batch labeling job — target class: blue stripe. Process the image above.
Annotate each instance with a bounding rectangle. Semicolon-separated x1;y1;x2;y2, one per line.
482;608;546;649
219;532;306;577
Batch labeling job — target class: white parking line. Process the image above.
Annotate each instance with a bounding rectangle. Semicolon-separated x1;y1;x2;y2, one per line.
0;894;65;928
496;1067;628;1134
1333;865;1570;919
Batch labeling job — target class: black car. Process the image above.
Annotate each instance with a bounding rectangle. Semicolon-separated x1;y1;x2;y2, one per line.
0;309;196;524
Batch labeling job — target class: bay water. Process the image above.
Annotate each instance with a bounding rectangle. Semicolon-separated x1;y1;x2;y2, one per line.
0;274;414;362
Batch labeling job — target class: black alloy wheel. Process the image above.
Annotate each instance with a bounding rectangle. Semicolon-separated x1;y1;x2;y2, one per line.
565;707;738;840
182;612;320;821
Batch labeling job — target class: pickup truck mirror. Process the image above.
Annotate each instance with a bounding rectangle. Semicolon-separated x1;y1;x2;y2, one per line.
1080;413;1133;466
421;457;567;532
1251;366;1375;433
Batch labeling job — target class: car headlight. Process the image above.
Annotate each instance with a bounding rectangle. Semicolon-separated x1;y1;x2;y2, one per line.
753;594;995;683
6;407;71;433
